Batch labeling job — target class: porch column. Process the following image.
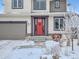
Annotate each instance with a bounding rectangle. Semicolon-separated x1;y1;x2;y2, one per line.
45;17;48;36
31;17;35;36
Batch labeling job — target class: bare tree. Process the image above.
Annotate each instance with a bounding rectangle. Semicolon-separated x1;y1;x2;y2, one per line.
65;12;79;48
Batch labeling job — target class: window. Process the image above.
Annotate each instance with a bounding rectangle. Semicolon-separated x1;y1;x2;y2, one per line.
12;0;23;9
33;0;46;10
55;0;60;8
54;17;64;31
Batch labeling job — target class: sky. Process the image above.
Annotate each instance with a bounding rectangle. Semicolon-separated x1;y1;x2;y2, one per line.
0;0;79;14
67;0;79;14
0;0;4;13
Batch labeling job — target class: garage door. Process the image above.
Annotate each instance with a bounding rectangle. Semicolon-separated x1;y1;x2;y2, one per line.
0;21;27;40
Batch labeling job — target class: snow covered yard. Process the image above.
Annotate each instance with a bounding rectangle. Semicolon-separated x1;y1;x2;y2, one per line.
0;39;79;59
0;40;47;59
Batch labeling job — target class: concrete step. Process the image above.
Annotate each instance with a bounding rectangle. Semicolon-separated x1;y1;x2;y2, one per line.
25;36;52;42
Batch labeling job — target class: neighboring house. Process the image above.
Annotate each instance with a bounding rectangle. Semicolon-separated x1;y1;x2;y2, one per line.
0;0;67;39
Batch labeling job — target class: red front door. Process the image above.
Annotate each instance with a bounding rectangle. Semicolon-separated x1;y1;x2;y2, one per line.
35;18;44;35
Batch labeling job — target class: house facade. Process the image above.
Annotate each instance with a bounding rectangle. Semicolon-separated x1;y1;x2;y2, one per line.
0;0;67;39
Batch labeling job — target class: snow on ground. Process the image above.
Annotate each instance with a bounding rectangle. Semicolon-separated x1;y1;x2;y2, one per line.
0;39;79;59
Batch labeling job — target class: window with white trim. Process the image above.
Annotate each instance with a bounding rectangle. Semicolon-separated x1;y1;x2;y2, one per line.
55;0;60;8
12;0;23;9
54;17;64;31
33;0;46;10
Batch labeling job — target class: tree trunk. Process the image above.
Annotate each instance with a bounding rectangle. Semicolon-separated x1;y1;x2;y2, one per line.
67;39;71;46
77;39;79;46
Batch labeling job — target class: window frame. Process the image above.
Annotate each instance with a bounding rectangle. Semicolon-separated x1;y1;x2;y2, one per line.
33;0;46;10
55;0;60;8
54;17;65;31
12;0;23;9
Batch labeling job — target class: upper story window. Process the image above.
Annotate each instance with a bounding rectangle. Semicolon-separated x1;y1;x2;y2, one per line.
55;0;60;8
33;0;46;10
12;0;23;9
54;17;65;31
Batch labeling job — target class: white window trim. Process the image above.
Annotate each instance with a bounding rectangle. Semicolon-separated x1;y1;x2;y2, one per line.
12;0;17;8
54;17;64;31
12;0;23;9
55;0;60;8
32;0;47;12
18;0;23;8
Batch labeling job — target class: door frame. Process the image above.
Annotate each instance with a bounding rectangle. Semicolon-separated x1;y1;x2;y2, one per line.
31;16;48;36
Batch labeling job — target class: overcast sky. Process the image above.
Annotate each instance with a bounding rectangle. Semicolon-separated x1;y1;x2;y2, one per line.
0;0;79;14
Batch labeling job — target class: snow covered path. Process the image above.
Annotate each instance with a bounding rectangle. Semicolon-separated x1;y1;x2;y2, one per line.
0;40;79;59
